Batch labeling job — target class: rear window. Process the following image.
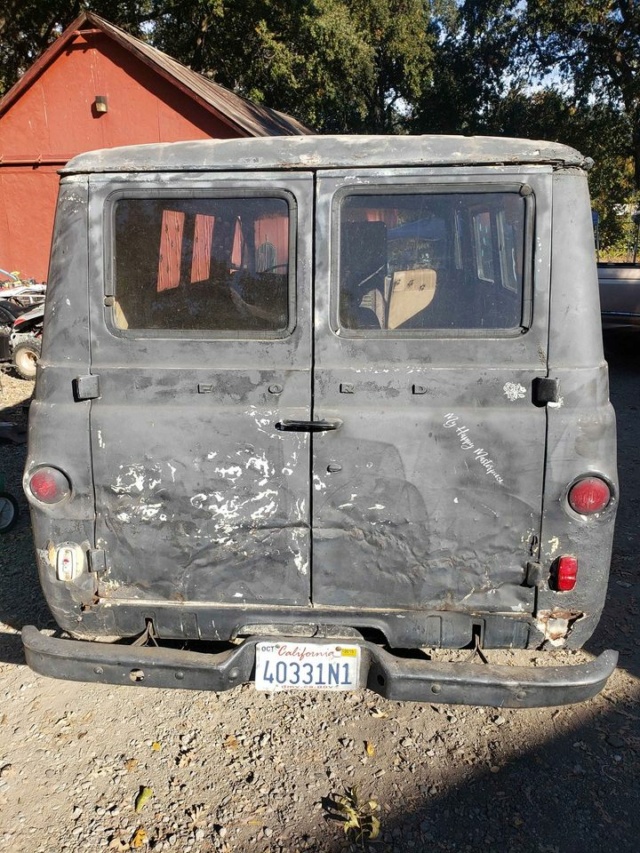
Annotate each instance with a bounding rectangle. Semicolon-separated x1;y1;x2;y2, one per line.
113;196;291;334
337;190;529;333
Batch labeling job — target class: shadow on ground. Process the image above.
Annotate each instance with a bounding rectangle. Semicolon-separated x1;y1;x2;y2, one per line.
318;329;640;852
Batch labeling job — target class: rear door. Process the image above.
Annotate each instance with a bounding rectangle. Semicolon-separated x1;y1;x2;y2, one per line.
311;168;552;614
87;172;314;606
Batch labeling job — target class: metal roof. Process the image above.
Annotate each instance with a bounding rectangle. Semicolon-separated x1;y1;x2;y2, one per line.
63;134;589;174
0;12;311;138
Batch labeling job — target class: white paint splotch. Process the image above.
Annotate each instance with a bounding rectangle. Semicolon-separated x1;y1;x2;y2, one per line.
503;382;527;402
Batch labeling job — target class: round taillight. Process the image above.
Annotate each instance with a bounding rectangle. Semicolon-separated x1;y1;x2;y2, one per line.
28;467;71;504
568;476;611;515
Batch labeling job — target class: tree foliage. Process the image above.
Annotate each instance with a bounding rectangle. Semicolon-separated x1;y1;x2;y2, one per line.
519;1;640;189
151;0;434;132
415;0;640;246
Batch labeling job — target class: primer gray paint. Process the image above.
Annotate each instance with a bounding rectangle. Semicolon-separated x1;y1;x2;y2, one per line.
23;136;617;697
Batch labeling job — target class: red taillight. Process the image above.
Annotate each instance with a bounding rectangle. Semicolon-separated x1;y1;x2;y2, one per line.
568;476;611;515
555;555;578;591
28;467;71;504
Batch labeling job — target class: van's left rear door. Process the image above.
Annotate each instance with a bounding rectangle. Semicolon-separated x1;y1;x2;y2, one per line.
87;172;313;606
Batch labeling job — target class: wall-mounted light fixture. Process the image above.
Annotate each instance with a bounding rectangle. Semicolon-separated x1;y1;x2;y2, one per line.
94;96;108;114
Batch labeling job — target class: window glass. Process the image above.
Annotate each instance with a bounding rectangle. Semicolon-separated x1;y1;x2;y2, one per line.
338;192;527;331
113;197;290;332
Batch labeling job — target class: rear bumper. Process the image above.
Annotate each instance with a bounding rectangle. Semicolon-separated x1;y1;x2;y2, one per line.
22;625;617;708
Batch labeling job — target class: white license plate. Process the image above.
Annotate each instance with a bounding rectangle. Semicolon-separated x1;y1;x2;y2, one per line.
255;641;361;691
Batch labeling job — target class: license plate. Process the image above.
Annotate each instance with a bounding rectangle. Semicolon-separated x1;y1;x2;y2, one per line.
255;641;361;691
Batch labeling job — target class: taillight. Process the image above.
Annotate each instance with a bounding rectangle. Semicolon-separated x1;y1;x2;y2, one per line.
568;476;611;515
28;467;71;504
554;555;578;591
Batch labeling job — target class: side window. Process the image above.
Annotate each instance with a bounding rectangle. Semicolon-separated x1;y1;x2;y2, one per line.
113;196;290;333
338;190;528;332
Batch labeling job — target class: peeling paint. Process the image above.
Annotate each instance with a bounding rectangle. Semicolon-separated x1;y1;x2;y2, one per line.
214;465;243;483
548;536;560;556
246;454;271;479
313;474;327;492
111;464;146;494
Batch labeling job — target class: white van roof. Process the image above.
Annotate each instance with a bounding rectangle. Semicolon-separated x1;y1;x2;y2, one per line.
62;134;589;174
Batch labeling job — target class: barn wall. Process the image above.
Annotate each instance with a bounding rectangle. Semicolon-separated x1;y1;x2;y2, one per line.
0;31;241;281
0;168;60;282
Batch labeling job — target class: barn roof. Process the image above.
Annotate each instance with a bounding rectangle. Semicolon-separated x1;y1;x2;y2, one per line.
0;12;311;138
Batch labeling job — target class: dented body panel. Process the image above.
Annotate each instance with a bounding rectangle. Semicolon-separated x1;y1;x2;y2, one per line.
23;136;618;704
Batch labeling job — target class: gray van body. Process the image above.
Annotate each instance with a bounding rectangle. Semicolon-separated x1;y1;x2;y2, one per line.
22;136;618;706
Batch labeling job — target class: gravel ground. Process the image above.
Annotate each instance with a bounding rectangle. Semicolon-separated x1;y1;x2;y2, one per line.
1;335;639;853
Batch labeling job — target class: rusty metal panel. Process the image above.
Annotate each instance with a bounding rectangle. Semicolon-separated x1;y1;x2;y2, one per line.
311;168;553;614
86;172;314;606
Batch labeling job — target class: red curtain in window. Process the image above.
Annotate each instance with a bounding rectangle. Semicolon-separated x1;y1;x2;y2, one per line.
191;214;215;282
157;210;184;292
254;214;288;268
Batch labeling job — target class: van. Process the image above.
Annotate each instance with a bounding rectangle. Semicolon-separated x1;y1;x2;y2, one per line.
22;135;618;706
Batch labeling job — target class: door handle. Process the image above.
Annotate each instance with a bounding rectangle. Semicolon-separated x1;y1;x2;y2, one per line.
276;419;343;433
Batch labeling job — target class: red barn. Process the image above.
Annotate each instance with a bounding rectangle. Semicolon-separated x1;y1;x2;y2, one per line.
0;12;309;283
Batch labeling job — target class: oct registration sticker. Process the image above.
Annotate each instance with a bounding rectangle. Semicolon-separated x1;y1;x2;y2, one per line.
255;641;361;691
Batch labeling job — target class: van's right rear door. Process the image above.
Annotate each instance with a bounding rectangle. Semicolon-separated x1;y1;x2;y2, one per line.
309;168;553;617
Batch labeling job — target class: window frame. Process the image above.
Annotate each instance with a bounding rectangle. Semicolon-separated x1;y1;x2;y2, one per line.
105;187;298;341
330;183;535;339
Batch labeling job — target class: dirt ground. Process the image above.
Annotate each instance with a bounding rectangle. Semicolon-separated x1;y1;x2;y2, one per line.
0;331;639;853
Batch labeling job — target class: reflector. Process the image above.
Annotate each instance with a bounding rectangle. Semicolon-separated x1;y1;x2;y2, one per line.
556;555;578;591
